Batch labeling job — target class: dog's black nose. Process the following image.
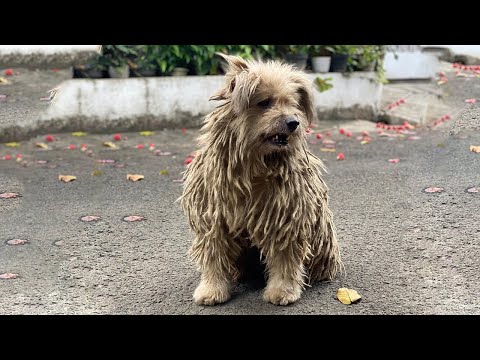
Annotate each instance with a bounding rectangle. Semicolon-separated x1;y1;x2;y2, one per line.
286;117;300;132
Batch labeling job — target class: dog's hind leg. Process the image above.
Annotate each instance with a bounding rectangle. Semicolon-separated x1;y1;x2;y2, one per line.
262;247;305;306
190;234;243;306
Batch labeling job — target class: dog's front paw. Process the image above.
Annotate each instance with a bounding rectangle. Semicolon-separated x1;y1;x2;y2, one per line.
193;280;231;306
263;284;302;306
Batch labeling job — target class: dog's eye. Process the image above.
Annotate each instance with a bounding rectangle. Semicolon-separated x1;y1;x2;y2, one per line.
257;99;272;109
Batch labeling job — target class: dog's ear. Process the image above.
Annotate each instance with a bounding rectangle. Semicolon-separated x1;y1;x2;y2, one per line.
209;53;250;102
217;53;249;74
291;74;317;125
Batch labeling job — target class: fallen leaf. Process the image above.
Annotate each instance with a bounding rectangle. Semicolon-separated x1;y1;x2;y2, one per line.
6;239;29;245
36;142;49;149
0;192;21;199
172;179;183;183
127;174;144;182
4;142;20;147
320;148;336;152
54;240;65;246
424;187;444;193
80;215;101;222
96;159;115;164
91;170;103;176
336;288;362;305
408;136;421;141
71;131;87;137
360;140;370;145
123;215;145;222
139;131;155;136
466;187;479;193
35;160;48;164
437;143;445;147
470;145;480;153
103;141;118;149
388;159;400;163
0;273;18;280
58;175;77;182
0;77;11;84
159;170;169;175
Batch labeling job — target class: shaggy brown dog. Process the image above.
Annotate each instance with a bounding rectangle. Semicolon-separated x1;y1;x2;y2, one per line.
180;54;342;306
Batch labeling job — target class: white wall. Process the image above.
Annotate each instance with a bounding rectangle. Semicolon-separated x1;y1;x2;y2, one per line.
0;45;100;55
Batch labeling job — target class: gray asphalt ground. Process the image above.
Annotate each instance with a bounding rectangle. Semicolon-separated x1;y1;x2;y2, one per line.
1;64;479;314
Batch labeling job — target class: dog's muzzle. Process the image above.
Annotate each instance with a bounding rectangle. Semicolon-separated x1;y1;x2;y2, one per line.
285;117;300;132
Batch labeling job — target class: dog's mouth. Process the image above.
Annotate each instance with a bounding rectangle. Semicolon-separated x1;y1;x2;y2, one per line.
267;133;289;147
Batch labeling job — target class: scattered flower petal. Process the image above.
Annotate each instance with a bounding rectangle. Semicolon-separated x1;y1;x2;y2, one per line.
6;239;29;245
113;134;122;141
54;240;65;246
0;192;21;199
466;187;479;193
465;98;477;104
388;158;400;163
96;159;115;164
184;157;193;165
337;152;345;160
5;69;13;76
0;273;18;280
424;187;444;193
80;215;101;222
172;179;183;183
68;144;76;150
2;155;12;160
123;215;145;222
45;135;54;142
136;144;145;149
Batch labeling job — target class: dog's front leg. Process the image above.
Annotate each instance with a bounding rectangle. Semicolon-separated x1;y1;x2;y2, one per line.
263;250;304;306
191;238;241;306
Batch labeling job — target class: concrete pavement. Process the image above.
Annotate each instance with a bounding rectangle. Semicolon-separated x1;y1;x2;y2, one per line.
1;117;479;314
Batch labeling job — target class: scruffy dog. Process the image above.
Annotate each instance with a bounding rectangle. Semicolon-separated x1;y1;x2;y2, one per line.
180;54;342;306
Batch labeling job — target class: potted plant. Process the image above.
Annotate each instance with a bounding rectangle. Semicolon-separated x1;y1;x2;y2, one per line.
281;45;310;71
355;45;384;72
326;45;356;72
101;45;137;78
310;45;331;73
129;45;158;77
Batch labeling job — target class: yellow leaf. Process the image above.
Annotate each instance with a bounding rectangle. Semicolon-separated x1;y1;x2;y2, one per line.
71;131;87;137
4;142;20;147
35;142;49;149
0;77;10;84
360;140;370;145
320;148;336;152
58;175;77;182
470;145;480;153
91;170;103;176
127;174;144;182
103;141;117;149
336;288;362;305
437;80;447;85
159;170;169;175
139;131;155;136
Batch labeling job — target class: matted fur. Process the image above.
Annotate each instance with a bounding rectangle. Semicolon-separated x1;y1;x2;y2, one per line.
180;54;342;306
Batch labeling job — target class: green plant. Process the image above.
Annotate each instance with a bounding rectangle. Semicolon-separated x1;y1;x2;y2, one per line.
101;45;138;68
314;77;334;92
129;45;159;71
325;45;357;56
309;45;331;57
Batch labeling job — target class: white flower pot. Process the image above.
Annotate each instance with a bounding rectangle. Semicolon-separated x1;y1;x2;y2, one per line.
312;56;331;73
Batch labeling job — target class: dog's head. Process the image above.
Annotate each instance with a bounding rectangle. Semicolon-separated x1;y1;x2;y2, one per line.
210;54;316;155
